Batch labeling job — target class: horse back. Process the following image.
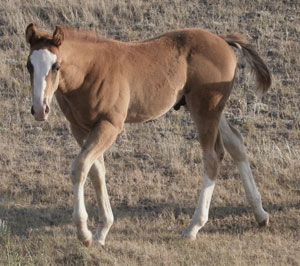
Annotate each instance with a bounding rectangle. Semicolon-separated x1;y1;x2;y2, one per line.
123;28;237;122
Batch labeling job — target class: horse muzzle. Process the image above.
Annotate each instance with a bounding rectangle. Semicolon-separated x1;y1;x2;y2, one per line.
31;104;50;121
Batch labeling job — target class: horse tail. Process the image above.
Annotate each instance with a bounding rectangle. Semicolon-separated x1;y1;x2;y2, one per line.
219;34;271;96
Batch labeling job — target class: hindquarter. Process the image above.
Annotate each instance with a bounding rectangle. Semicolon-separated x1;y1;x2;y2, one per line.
184;32;237;116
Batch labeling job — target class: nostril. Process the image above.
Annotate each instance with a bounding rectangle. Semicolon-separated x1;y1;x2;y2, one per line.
31;106;35;115
45;105;50;114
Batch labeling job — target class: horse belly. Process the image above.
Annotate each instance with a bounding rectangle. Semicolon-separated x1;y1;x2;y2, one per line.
125;85;184;123
125;49;187;123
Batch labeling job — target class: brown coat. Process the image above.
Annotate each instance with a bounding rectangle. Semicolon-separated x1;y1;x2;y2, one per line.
25;24;271;246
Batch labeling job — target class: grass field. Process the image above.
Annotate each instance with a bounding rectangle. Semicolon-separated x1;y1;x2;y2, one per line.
0;0;299;265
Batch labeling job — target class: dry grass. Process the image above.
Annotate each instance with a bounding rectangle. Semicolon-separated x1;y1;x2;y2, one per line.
0;0;299;265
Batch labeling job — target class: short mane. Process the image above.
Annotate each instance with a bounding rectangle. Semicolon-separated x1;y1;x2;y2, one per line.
61;27;109;43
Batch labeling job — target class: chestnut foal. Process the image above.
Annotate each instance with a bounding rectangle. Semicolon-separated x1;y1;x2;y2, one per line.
25;24;271;246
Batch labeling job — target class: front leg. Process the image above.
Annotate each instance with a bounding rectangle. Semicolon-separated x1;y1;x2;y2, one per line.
89;156;114;245
70;120;121;246
70;124;114;246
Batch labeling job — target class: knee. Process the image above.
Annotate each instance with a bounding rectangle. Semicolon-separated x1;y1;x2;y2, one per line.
70;159;88;184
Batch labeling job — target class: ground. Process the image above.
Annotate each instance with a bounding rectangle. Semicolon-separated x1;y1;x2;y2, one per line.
0;0;299;265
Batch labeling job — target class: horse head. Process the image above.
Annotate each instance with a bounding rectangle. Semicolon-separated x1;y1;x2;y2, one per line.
25;23;64;121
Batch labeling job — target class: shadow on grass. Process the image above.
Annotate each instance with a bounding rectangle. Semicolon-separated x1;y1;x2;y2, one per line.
0;201;298;237
0;205;73;237
114;201;299;219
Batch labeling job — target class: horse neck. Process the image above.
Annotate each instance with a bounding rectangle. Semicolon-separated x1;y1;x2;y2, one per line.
59;40;107;94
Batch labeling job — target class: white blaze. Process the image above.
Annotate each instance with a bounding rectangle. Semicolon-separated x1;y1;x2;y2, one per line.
30;49;57;108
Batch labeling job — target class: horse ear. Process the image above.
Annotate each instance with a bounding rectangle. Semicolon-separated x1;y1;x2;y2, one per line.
53;25;64;47
26;23;37;45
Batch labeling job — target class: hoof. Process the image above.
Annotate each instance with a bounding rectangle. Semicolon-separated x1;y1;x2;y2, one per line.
182;232;196;241
93;235;105;246
258;215;269;227
83;238;93;247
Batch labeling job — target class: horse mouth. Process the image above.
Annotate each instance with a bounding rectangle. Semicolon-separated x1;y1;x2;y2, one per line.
34;116;47;121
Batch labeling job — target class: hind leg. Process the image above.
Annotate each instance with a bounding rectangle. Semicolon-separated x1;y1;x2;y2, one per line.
183;110;225;240
219;114;269;225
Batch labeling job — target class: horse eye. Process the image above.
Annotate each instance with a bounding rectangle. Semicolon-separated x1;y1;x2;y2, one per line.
26;61;33;72
52;63;60;72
